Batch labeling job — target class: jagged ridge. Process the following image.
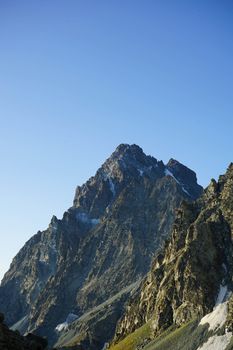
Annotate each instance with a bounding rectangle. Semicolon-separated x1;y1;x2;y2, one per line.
113;164;233;350
0;144;202;349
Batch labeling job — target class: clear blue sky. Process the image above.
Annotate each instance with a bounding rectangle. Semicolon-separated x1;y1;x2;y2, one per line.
0;0;233;280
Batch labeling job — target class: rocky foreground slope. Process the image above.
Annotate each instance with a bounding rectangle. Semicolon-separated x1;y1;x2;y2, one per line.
0;312;48;350
0;144;202;349
111;164;233;350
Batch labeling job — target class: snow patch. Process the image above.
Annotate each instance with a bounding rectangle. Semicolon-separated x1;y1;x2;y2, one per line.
55;313;78;332
102;165;116;197
165;168;191;197
55;322;68;332
197;287;232;350
164;168;179;183
181;186;191;196
197;332;232;350
200;298;228;331
137;165;157;177
215;284;228;306
108;178;116;196
76;212;100;226
91;218;100;225
138;168;144;176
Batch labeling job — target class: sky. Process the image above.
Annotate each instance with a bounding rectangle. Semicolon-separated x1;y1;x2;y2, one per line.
0;0;233;280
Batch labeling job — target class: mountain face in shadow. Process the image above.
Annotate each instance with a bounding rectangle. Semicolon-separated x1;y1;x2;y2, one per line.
0;144;203;349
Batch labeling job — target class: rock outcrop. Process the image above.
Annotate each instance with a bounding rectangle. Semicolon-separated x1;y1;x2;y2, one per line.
0;144;202;348
113;164;233;346
0;313;48;350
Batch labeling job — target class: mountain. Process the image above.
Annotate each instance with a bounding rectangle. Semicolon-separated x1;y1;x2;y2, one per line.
0;144;202;349
111;164;233;350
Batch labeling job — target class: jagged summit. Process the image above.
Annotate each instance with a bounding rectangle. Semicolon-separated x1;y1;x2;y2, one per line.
104;143;158;168
72;144;161;215
73;144;202;213
166;158;197;181
110;143;144;157
99;143;162;184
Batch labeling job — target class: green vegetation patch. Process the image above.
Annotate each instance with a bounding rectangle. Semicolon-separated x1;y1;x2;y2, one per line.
109;321;152;350
109;319;213;350
144;320;210;350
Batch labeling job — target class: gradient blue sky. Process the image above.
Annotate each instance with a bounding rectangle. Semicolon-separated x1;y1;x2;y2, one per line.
0;0;233;280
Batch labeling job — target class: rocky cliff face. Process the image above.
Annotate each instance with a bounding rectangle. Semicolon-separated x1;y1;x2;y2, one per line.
0;144;202;349
113;164;233;347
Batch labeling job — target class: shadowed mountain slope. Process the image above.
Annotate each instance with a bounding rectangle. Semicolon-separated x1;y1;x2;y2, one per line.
0;144;202;349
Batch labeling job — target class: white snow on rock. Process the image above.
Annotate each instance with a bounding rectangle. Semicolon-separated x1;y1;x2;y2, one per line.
197;332;232;350
76;212;100;226
215;284;228;306
200;299;228;331
102;166;116;196
137;165;155;177
55;313;78;332
181;186;191;196
108;178;116;196
197;286;232;350
55;322;68;332
164;168;179;183
91;218;100;225
200;285;229;331
164;168;191;196
138;168;144;176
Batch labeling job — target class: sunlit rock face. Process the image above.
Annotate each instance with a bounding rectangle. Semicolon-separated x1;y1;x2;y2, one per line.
113;164;233;346
0;144;202;348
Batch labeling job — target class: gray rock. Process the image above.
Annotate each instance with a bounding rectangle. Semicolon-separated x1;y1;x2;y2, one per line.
0;144;203;348
113;163;233;344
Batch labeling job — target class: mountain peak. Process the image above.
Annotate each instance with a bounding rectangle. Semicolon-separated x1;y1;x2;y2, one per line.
100;144;159;182
166;158;202;199
167;158;196;177
73;144;161;215
108;143;155;165
113;143;143;155
73;145;203;213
